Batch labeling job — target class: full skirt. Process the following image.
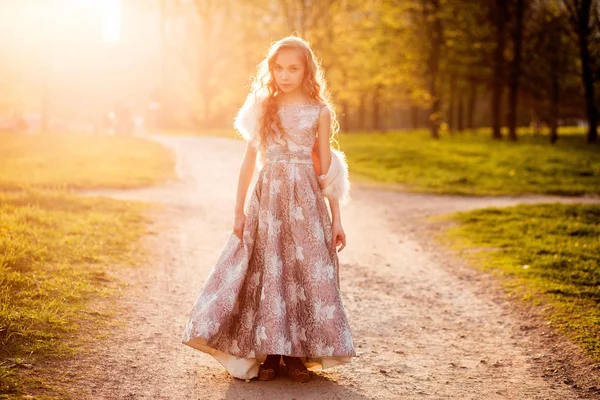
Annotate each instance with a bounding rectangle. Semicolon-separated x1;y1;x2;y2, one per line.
182;160;355;379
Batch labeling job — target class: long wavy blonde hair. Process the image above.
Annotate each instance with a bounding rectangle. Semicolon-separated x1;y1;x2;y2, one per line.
250;35;339;150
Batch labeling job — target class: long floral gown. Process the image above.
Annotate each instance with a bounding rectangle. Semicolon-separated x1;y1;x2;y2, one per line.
182;103;355;380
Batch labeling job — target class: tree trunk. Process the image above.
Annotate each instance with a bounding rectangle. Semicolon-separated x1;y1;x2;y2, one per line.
548;18;562;145
373;85;381;131
425;0;442;139
411;105;419;130
564;0;598;143
467;79;477;130
577;2;598;143
341;101;349;132
580;41;598;143
358;94;366;131
457;89;465;132
507;0;525;141
448;78;456;134
549;70;559;144
491;0;508;140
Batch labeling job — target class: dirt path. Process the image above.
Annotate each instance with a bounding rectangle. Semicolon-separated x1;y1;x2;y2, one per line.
70;135;599;400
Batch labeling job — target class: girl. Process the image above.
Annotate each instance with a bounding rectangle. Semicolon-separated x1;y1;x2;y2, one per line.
182;35;354;383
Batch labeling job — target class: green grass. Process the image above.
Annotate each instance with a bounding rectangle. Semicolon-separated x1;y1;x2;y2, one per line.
445;203;600;360
0;190;149;398
339;127;600;196
0;131;171;397
0;132;176;190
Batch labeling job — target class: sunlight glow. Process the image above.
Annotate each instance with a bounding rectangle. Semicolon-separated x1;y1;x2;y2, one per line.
74;0;121;42
101;0;121;43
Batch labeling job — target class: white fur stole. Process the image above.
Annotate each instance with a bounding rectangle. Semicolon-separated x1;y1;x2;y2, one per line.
318;148;351;204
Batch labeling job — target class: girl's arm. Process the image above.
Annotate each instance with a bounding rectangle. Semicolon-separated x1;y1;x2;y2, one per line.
233;143;258;239
317;106;346;252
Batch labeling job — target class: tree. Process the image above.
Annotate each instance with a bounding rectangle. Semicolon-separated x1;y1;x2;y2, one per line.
521;0;579;144
563;0;599;143
507;0;527;141
442;0;494;133
423;0;444;139
490;0;509;140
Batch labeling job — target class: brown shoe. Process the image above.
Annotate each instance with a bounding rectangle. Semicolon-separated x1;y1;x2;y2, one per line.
283;356;311;383
257;365;277;381
257;354;281;381
286;366;311;383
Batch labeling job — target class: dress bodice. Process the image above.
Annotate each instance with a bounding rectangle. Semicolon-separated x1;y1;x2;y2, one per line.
263;103;324;164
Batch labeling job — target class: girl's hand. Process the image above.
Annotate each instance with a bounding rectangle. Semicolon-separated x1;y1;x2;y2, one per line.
332;220;346;252
233;212;246;240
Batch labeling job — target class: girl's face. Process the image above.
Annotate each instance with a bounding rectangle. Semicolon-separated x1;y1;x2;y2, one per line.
273;49;305;94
